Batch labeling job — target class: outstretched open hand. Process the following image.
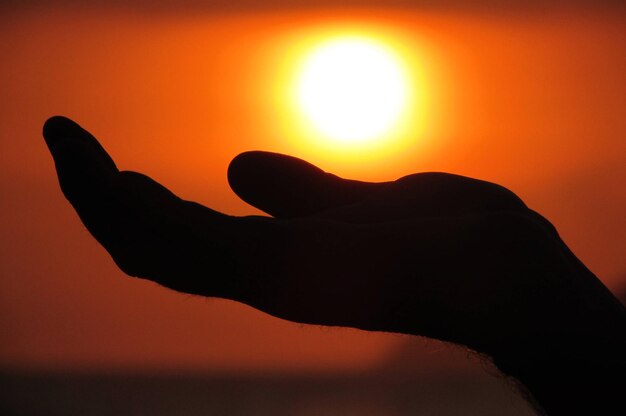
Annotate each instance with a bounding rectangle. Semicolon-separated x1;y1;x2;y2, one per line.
44;116;626;415
42;116;607;353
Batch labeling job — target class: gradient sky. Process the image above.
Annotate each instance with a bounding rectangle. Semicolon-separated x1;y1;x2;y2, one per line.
1;2;625;373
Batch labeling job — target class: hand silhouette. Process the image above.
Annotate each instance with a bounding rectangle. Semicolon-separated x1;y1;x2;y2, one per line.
43;116;624;415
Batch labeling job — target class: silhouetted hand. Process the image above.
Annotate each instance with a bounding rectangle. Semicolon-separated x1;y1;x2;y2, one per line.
43;116;625;415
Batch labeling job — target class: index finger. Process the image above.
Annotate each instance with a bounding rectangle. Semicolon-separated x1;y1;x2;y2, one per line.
43;115;118;206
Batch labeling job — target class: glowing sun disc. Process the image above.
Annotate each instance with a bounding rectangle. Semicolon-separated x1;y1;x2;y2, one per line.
295;36;410;144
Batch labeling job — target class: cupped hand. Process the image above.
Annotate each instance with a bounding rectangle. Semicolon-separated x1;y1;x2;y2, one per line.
41;116;605;356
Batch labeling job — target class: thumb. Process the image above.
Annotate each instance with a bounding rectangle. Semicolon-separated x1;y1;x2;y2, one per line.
227;151;378;218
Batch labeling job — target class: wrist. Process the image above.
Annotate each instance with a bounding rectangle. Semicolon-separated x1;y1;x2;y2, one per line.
488;271;626;415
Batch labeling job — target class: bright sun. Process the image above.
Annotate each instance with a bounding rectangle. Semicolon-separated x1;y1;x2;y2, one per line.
295;36;410;144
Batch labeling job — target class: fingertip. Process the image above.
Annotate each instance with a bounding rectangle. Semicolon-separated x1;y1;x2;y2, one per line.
228;151;324;189
227;151;286;196
43;115;118;175
227;151;263;186
227;150;371;218
43;115;82;147
228;151;286;178
227;151;303;193
227;151;267;209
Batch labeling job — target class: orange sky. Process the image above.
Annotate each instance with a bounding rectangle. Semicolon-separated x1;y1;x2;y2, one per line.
1;4;625;373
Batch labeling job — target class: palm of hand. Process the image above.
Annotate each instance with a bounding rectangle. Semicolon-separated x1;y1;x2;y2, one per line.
44;116;575;355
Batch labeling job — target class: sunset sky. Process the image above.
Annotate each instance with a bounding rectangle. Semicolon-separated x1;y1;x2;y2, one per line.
1;1;625;374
